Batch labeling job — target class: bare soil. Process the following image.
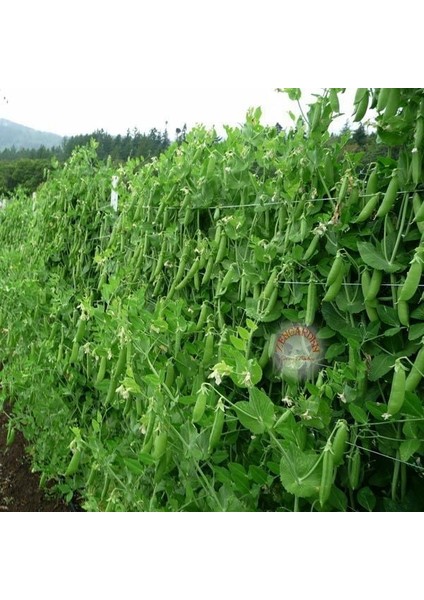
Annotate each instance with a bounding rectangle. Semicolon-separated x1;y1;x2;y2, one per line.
0;410;73;512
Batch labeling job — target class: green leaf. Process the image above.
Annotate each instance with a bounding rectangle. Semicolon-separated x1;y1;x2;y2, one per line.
246;319;258;332
141;373;161;387
357;241;402;273
403;392;424;418
325;342;346;361
377;128;408;146
368;354;395;381
408;323;424;341
411;304;424;320
348;403;368;424
281;88;302;101
384;327;402;337
316;326;336;340
357;487;376;511
376;305;399;327
280;309;300;321
328;486;348;511
236;326;250;341
228;463;250;495
279;443;321;498
230;335;246;352
234;387;274;434
321;303;348;331
248;465;270;486
122;457;149;475
399;439;421;462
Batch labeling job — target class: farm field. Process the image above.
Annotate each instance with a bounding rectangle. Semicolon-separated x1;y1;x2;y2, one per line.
1;88;424;511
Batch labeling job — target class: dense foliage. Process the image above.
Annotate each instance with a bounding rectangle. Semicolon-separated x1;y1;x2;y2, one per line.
0;126;171;196
1;88;424;511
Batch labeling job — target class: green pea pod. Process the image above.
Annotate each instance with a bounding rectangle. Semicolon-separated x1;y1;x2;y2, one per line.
399;255;422;302
206;153;217;178
69;341;79;364
387;359;406;416
384;88;401;119
355;193;379;223
376;171;399;218
365;167;379;196
152;431;168;461
311;100;322;132
195;302;209;331
353;88;369;122
361;269;371;298
65;449;81;477
95;356;107;385
319;442;334;507
192;387;208;423
414;116;424;149
405;346;424;392
208;403;225;454
263;268;278;301
303;233;320;261
412;193;424;234
201;255;215;285
214;233;227;264
397;299;409;327
332;420;349;466
324;153;335;187
365;302;379;322
411;149;422;185
348;448;361;491
413;193;424;223
305;279;318;327
326;252;344;287
376;88;390;112
338;174;349;203
202;331;215;366
114;343;128;381
175;257;201;291
323;267;344;302
365;269;383;302
74;317;87;343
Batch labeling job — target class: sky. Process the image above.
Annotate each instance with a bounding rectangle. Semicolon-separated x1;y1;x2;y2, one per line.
0;1;418;139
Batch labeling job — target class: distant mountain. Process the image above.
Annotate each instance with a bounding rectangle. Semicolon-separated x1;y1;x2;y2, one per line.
0;118;63;151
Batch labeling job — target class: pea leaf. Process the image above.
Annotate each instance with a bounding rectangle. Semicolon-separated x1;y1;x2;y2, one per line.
328;486;348;512
384;327;402;337
357;242;402;273
228;463;250;495
408;323;424;341
325;342;346;361
368;354;395;381
399;439;421;462
348;403;368;424
376;305;399;327
279;443;321;498
357;487;376;511
411;304;424;320
234;387;274;434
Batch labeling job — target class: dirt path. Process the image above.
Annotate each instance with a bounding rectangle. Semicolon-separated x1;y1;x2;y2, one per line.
0;410;73;512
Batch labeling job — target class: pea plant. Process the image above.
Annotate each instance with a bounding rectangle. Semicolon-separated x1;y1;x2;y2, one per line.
0;89;423;511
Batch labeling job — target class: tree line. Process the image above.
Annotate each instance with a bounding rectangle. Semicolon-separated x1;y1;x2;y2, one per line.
0;126;172;195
